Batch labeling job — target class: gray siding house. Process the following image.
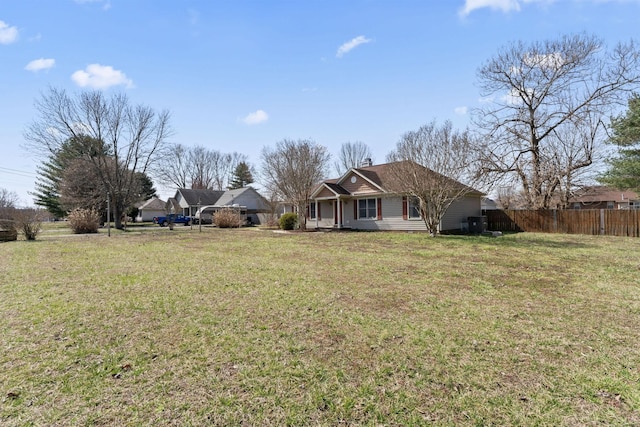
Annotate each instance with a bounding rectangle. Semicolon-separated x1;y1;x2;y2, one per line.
308;161;483;233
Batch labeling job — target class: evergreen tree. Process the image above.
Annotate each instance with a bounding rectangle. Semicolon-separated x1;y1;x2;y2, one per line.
32;136;107;218
228;161;254;189
600;94;640;190
135;172;158;200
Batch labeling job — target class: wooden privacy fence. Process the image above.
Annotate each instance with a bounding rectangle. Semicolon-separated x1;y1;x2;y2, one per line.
485;209;640;237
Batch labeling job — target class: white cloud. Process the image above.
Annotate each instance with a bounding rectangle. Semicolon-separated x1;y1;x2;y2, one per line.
524;52;564;70
0;20;18;44
74;0;112;10
459;0;553;17
242;110;269;125
25;58;55;72
71;64;134;89
336;35;372;58
454;106;468;115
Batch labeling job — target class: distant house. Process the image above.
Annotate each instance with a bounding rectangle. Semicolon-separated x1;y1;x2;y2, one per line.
308;161;483;232
196;187;271;225
171;188;225;216
481;197;499;211
569;186;640;210
136;197;166;222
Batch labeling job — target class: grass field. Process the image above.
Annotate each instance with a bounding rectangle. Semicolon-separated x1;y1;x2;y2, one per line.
1;224;639;426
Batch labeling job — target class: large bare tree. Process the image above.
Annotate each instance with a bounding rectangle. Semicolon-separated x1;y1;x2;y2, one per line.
261;139;330;230
156;144;248;190
474;33;640;209
386;120;484;237
24;88;172;229
334;141;373;175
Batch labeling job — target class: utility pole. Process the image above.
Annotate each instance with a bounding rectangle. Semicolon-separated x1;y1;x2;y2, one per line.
106;191;111;237
198;198;202;233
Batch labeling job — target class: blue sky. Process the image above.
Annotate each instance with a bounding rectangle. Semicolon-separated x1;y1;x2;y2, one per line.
2;0;640;205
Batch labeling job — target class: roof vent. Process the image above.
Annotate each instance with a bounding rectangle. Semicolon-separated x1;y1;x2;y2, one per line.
361;158;372;167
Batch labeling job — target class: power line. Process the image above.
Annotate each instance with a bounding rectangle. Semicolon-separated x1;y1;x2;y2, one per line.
0;166;37;178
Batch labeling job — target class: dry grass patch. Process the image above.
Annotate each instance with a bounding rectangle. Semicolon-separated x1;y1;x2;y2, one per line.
1;227;639;425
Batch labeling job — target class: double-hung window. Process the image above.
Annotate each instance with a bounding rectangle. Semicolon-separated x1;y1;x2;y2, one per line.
309;202;316;219
358;198;377;220
408;197;421;219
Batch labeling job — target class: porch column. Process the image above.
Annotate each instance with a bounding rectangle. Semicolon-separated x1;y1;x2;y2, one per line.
337;196;342;229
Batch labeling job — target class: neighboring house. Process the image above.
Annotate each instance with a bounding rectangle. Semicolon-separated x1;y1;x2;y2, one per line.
197;187;271;225
481;197;498;211
171;188;225;216
569;186;640;210
308;161;483;232
135;197;166;222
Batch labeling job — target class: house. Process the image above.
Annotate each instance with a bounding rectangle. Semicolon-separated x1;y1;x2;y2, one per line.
569;186;640;210
135;197;166;222
171;188;225;216
196;187;271;225
308;161;483;232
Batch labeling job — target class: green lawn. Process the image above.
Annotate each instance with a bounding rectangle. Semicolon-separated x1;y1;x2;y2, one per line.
1;225;639;426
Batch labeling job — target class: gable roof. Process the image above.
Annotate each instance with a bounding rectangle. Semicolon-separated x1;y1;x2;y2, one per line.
571;186;639;203
138;197;166;210
175;188;225;206
312;161;481;198
215;187;265;206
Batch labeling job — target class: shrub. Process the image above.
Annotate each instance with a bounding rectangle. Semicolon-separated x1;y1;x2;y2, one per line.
67;208;101;234
13;208;44;240
214;208;243;228
279;212;298;230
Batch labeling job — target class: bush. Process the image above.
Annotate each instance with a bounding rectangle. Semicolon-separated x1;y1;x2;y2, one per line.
13;209;44;240
67;208;101;234
279;212;298;230
213;208;243;228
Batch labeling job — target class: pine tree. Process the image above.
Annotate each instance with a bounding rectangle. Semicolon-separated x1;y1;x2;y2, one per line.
600;94;640;190
228;161;254;189
32;136;107;218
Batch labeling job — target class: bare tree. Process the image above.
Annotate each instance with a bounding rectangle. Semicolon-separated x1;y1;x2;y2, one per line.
0;188;19;211
0;187;44;240
209;151;247;191
156;145;248;191
261;139;330;230
156;143;190;189
0;188;19;231
474;34;640;209
189;145;217;189
386;120;484;237
334;141;373;175
24;88;172;229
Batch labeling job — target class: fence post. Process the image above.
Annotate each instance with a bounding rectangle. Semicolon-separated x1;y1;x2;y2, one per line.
600;209;605;235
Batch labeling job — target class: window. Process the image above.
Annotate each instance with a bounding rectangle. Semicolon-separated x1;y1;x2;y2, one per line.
309;202;316;219
607;201;615;209
358;198;377;219
408;197;421;219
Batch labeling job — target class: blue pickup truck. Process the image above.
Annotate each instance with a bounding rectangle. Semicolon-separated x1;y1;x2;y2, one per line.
152;214;192;227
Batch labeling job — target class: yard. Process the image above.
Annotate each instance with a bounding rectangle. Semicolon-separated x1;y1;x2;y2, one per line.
1;225;639;425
